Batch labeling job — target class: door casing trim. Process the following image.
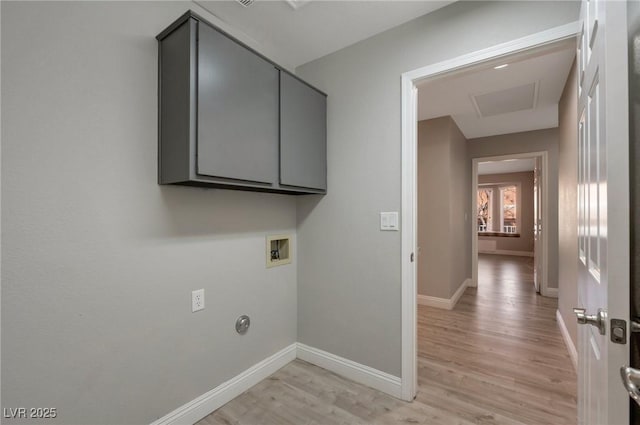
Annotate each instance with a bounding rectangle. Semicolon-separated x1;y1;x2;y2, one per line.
400;20;580;401
471;151;549;296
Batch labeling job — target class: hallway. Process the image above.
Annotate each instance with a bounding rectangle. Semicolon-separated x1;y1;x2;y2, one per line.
198;254;576;425
417;253;577;424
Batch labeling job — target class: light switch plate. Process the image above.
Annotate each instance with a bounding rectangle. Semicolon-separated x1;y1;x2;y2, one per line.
380;212;399;231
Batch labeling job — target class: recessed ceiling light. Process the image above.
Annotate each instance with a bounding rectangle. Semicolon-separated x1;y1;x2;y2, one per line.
494;64;509;70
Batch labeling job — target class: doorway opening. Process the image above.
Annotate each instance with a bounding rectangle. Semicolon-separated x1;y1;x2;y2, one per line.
473;152;550;298
400;21;580;420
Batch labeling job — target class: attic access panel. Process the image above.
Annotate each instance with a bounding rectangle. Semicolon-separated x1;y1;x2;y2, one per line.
473;82;538;117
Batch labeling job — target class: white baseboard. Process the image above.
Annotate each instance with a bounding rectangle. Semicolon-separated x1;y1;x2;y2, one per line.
543;287;558;298
478;250;534;257
296;343;402;399
150;343;297;425
459;278;472;299
417;278;470;310
556;309;578;371
151;342;403;425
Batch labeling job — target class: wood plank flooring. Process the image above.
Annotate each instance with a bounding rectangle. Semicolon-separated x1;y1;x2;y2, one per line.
198;254;577;425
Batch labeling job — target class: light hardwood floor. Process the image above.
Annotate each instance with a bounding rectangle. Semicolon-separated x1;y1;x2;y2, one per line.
198;254;577;425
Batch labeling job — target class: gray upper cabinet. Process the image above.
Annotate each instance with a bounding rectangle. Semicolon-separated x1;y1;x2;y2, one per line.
157;11;327;195
280;73;327;191
197;23;279;185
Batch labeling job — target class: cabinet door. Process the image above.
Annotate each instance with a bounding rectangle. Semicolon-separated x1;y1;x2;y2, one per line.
197;22;279;184
280;72;327;191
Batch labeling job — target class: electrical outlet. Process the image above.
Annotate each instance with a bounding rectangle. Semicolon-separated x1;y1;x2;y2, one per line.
192;289;205;312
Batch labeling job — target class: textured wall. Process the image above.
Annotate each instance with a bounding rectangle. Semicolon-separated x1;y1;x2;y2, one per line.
1;2;297;423
296;1;579;376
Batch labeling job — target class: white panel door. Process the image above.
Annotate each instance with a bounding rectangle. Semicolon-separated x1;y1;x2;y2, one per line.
533;156;542;294
576;1;629;424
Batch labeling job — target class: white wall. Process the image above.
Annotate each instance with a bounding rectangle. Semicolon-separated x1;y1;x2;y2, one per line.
296;1;578;377
1;2;297;423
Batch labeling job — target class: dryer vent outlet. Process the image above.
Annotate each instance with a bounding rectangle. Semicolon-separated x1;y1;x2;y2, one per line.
236;315;250;334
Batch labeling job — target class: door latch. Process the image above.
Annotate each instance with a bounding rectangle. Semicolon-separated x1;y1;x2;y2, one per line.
611;318;627;344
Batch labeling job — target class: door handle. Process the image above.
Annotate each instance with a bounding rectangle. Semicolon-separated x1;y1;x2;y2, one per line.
620;366;640;406
573;307;607;335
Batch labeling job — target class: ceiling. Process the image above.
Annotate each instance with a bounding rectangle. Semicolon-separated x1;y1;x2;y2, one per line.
478;158;535;176
196;0;453;69
417;39;576;139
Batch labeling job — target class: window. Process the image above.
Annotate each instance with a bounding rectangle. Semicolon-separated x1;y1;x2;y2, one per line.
477;183;520;235
477;188;493;232
500;185;517;233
